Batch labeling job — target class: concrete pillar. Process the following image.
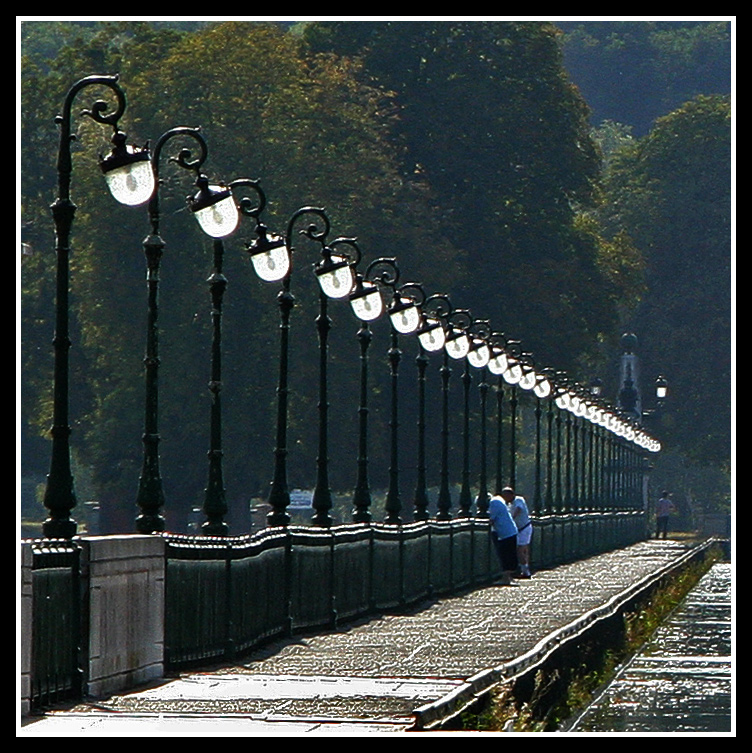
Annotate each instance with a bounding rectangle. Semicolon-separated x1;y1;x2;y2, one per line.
80;535;165;698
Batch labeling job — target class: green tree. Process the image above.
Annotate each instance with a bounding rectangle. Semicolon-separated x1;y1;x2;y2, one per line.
601;95;731;471
558;21;732;136
21;21;459;531
302;21;640;372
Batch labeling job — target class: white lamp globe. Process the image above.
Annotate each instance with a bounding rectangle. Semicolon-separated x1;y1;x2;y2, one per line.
350;280;384;321
519;368;537;391
390;296;421;334
191;183;240;239
100;137;155;207
488;350;508;376
467;339;490;368
417;317;446;352
534;376;552;399
248;235;290;282
445;329;471;359
317;255;356;299
503;361;523;385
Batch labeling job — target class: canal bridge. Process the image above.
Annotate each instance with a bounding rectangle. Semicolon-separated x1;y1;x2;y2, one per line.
21;76;689;730
21;536;727;734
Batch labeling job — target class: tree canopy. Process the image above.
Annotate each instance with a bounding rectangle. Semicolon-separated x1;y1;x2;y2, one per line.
20;20;732;531
600;94;731;467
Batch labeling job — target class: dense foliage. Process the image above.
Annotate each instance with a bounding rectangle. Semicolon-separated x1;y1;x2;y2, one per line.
20;20;732;531
600;95;732;473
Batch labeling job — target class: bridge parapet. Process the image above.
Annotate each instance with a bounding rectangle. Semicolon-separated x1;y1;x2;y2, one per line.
22;510;646;715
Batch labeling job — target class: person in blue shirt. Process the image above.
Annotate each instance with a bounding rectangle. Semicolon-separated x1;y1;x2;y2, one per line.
488;494;518;585
501;486;532;578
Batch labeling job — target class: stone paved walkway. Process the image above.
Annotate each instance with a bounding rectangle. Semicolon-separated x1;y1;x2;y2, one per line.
20;539;711;736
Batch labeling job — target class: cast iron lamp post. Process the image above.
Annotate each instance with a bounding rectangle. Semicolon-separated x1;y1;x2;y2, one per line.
413;293;454;520
515;354;544;514
186;176;259;535
466;321;491;516
487;332;509;496
242;201;298;527
43;75;137;538
455;319;490;516
104;125;210;534
244;204;358;526
499;341;524;490
311;233;359;526
348;256;424;523
379;272;425;524
347;255;389;522
411;293;452;520
641;374;669;422
261;206;359;526
434;308;472;519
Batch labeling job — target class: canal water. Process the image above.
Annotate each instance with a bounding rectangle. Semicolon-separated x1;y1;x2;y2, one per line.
566;561;733;734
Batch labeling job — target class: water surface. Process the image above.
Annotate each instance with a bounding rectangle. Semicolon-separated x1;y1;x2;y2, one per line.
569;562;732;733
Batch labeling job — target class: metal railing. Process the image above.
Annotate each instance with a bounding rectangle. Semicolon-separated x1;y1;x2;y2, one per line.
27;539;82;711
163;511;645;670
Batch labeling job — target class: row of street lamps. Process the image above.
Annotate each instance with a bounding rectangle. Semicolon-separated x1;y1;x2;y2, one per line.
40;75;662;538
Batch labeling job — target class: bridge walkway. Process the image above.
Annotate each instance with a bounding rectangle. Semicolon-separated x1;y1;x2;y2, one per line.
20;538;713;736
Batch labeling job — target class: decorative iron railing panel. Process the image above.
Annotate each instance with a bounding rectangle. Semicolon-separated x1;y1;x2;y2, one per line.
163;514;645;670
29;540;81;710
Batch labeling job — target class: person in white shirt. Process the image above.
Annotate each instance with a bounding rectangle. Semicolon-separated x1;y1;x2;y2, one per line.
501;486;532;578
655;491;675;539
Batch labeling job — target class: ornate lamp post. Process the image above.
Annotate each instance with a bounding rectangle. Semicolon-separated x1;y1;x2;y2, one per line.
498;341;523;490
187;176;261;535
456;319;490;516
349;257;431;524
436;308;472;519
311;228;360;526
245;204;358;526
413;293;452;520
515;354;544;515
536;369;555;514
383;275;425;524
487;333;509;496
43;75;140;538
104;125;211;534
347;255;391;523
467;322;491;516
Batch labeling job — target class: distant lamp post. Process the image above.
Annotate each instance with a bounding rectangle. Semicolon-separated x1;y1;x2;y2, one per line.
466;321;491;516
487;332;509;496
186;176;255;535
589;377;604;398
655;375;668;401
43;75;131;539
500;341;523;489
517;354;544;514
347;257;392;522
413;293;452;520
384;276;425;524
